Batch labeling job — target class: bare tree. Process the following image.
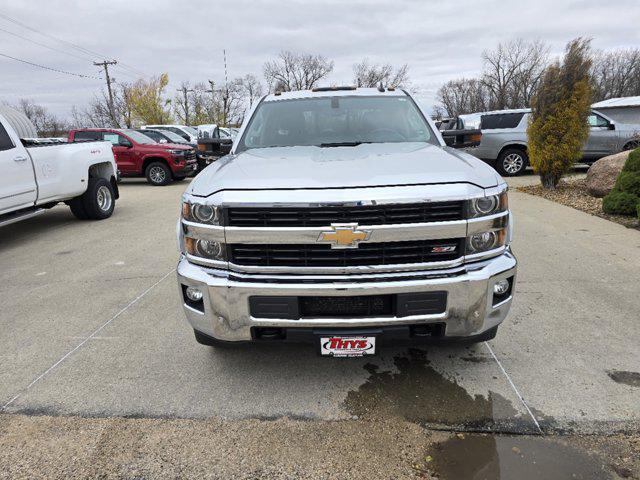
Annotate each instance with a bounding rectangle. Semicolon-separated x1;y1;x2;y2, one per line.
13;98;70;136
239;74;264;107
436;78;491;117
352;58;410;88
174;81;194;125
482;39;549;109
263;51;334;91
591;48;640;101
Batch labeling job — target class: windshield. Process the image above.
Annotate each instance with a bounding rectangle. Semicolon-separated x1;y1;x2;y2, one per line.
158;130;188;143
183;126;197;136
122;130;156;144
237;95;436;152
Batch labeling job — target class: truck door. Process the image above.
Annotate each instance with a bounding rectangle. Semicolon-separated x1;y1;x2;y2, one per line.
104;132;136;174
0;120;37;215
584;112;617;159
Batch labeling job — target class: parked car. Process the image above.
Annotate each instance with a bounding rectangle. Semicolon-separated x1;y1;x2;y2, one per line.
68;128;196;186
462;108;640;176
0;107;118;226
135;128;192;146
141;125;198;144
176;87;516;354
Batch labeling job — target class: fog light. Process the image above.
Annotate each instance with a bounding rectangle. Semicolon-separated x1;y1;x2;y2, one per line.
185;286;203;302
494;279;510;295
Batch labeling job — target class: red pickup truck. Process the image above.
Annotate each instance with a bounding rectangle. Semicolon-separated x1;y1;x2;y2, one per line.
68;128;197;186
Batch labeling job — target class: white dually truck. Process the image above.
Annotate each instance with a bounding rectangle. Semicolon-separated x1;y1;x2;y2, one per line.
0;106;119;228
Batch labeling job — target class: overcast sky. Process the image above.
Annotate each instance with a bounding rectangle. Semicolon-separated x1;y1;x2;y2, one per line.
1;0;639;120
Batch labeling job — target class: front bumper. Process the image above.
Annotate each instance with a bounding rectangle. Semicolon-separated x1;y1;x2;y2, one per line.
176;250;517;342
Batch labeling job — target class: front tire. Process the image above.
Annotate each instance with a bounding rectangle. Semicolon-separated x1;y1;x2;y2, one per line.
69;177;115;220
496;149;528;176
145;161;172;186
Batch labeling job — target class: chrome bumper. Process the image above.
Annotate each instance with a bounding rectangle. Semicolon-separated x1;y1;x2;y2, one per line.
176;250;517;342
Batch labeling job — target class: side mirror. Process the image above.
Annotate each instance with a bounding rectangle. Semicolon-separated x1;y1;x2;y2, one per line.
220;140;233;155
440;129;482;149
119;139;132;148
608;123;616;130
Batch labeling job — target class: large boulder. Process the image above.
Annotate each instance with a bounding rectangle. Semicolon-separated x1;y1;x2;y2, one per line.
586;151;630;197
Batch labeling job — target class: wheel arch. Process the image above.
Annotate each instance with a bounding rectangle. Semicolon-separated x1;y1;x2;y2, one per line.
88;161;119;199
142;156;171;173
498;143;528;160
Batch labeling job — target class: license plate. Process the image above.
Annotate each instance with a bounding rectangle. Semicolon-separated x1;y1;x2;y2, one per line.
320;336;376;357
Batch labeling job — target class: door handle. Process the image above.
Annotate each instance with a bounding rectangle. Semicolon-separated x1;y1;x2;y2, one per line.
13;156;28;162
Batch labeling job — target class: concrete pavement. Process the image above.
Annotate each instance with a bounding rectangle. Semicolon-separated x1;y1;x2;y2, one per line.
0;174;638;436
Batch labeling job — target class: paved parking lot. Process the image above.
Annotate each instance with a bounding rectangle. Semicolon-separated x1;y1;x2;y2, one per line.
1;174;639;477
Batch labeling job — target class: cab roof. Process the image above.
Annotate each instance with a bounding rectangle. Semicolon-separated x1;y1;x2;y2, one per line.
262;87;407;102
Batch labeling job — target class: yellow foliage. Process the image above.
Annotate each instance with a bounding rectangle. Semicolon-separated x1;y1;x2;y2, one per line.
128;73;173;125
527;38;592;189
527;80;591;188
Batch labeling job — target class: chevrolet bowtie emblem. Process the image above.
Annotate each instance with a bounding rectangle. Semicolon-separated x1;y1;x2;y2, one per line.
317;223;372;249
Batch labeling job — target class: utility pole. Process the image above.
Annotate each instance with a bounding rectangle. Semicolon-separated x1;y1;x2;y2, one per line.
176;85;195;125
94;60;118;127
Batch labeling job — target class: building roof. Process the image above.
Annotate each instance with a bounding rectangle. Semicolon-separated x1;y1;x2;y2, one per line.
0;105;37;139
592;96;640;109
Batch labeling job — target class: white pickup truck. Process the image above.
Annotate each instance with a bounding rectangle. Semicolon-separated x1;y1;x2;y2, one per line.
0;107;119;227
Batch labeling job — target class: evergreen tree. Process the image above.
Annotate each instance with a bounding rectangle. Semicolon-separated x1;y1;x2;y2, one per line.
527;39;593;189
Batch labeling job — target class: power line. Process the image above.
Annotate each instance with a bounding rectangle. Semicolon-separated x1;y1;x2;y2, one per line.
0;26;95;63
0;12;148;79
0;52;101;80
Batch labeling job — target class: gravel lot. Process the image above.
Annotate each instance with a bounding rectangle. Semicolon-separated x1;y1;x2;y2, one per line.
1;172;639;478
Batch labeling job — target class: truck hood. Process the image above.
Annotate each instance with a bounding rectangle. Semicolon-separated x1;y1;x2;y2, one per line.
187;142;500;197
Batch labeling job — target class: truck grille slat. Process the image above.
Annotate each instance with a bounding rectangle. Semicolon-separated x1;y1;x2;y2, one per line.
229;239;463;267
227;201;464;227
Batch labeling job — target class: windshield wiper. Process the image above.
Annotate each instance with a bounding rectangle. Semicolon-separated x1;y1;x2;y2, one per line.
319;141;363;147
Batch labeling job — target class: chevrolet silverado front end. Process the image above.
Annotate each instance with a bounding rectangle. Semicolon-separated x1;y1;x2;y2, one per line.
176;87;516;356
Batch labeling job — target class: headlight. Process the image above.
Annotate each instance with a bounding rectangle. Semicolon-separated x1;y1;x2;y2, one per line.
468;191;508;218
184;237;226;261
182;202;221;225
466;228;507;254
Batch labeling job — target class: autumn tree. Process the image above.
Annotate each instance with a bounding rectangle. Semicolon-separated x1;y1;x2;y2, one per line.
263;51;333;91
527;38;593;189
129;73;173;124
352;59;409;88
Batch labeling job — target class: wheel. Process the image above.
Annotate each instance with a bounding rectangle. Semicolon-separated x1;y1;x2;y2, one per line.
496;149;528;176
69;177;115;220
623;140;640;151
145;161;172;186
68;197;89;219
